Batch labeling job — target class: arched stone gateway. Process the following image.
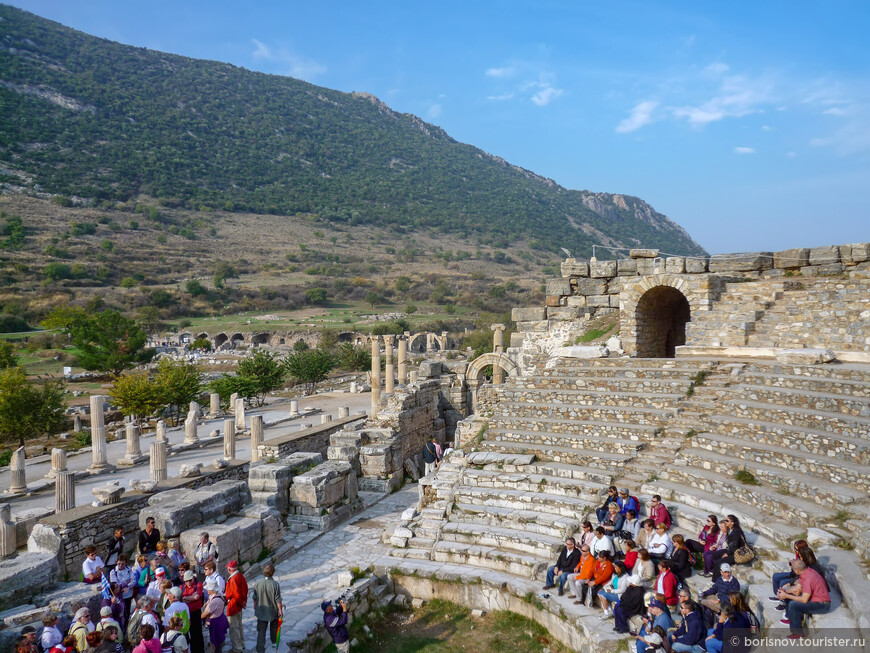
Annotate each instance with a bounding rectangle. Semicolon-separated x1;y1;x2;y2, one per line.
230;333;245;347
466;353;518;413
195;333;209;341
408;333;427;353
619;275;710;357
213;333;229;348
251;333;269;346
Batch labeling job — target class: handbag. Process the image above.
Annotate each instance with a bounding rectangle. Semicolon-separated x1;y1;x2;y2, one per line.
733;536;755;564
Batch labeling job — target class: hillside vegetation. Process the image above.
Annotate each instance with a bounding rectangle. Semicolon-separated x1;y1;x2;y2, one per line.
0;4;705;259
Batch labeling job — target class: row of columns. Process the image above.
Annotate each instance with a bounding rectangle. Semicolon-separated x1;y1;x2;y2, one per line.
369;334;412;417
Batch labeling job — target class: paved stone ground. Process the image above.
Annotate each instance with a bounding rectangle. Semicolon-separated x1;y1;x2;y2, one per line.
1;391;371;511
237;485;419;650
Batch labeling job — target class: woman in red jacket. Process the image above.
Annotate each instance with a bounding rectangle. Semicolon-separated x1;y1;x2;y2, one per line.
654;560;680;606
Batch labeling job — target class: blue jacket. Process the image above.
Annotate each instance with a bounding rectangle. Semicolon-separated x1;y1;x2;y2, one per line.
672;611;704;647
324;607;348;644
702;576;740;605
618;496;639;516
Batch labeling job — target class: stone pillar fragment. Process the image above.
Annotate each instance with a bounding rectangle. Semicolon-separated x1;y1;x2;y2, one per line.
289;400;299;417
184;410;199;445
250;415;264;463
350;381;358;393
491;323;506;385
338;406;349;418
46;448;67;479
55;471;75;513
223;419;236;460
156;421;167;442
384;335;395;394
397;336;408;386
0;504;14;557
371;336;381;417
119;423;145;466
8;447;26;494
73;415;82;433
150;442;167;482
409;371;418;383
235;398;246;431
229;393;238;414
88;395;110;473
321;414;332;424
209;393;221;418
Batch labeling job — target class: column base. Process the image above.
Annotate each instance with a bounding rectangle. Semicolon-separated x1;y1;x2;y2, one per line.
87;463;115;475
117;455;146;466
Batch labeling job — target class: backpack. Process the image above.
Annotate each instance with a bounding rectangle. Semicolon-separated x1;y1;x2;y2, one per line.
160;632;183;653
747;609;760;634
127;610;161;644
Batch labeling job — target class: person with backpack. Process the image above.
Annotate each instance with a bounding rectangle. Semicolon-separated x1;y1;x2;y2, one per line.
160;617;189;653
201;577;229;653
40;613;63;653
162;588;190;635
127;598;161;648
617;489;640;516
251;564;283;653
68;609;94;653
421;436;440;476
95;626;123;653
193;534;217;580
131;625;160;653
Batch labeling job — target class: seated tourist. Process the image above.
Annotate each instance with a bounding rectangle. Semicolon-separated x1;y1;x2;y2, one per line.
613;575;647;634
82;546;105;584
669;599;706;653
635;599;673;653
729;592;758;633
596;486;620;523
770;539;826;609
617;488;640;516
621;510;642;545
705;603;751;653
633;548;656;588
590;526;616;557
543;537;581;596
602;502;625;539
711;515;745;581
636;519;655;550
579;551;613;608
648;495;672;530
776;559;830;639
654;560;680;607
670;534;693;582
686;514;720;556
597;560;629;619
648;523;673;563
623;540;639;571
700;563;740;614
671;588;698;627
567;545;595;602
577;521;596;550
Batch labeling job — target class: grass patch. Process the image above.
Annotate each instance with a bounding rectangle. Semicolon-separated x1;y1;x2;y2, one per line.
834;537;855;551
734;467;759;485
474;422;489;446
831;510;852;527
686;369;712;397
684;428;698;439
575;322;615;343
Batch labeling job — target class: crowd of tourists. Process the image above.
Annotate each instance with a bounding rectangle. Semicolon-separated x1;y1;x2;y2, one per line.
542;487;831;648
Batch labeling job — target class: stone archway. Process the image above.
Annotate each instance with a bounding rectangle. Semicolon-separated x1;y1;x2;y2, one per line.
230;333;245;347
214;333;229;348
408;333;428;353
251;333;270;346
466;353;519;413
635;286;690;357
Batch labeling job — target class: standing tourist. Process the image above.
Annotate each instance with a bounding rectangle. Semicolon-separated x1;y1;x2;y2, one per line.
194;534;217;579
68;609;94;653
201;577;229;653
251;564;284;653
224;561;247;653
139;518;161;556
111;555;136;621
322;600;349;653
421;436;440;476
105;528;125;571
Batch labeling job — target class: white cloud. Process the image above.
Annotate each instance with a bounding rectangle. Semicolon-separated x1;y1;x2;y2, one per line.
672;74;772;126
734;146;756;154
761;125;773;131
486;93;515;101
822;107;847;116
787;151;798;158
616;100;659;133
426;104;442;119
485;67;515;78
530;86;563;106
250;38;326;80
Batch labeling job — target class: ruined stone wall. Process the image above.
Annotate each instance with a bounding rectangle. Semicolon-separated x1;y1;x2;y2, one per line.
258;415;365;460
368;379;441;459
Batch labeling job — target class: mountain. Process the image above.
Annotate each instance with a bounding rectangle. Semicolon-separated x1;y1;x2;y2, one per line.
0;5;706;257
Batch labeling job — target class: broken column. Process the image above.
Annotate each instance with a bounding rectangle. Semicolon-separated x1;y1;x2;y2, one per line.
8;447;26;494
250;415;264;463
223;419;236;460
321;414;332;424
119;422;145;466
88;395;110;473
73;415;82;433
235;398;246;431
184;406;199;445
338;406;349;418
289;400;299;417
371;336;381;417
0;504;14;557
491;323;506;385
209;393;221;418
397;335;408;386
349;381;358;394
229;393;238;414
150;442;167;482
45;448;67;480
384;335;395;394
409;370;418;383
55;471;75;513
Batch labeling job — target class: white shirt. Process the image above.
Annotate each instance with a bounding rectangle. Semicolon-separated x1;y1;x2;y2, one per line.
41;625;63;650
146;579;164;601
82;556;104;577
204;572;226;595
590;534;615;557
141;611;160;632
649;532;674;558
163;601;190;627
111;566;135;599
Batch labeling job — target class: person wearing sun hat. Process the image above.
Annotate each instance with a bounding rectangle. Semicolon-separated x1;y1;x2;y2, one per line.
224;561;247;653
613;575;647;634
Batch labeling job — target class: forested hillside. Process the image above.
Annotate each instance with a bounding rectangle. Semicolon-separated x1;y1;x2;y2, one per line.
0;5;705;257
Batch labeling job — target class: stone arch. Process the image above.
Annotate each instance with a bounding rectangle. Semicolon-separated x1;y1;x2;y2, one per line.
430;338;442;351
195;333;209;341
336;332;354;343
251;333;270;346
408;332;428;353
466;353;519;413
230;333;245;347
214;333;229;348
620;275;703;358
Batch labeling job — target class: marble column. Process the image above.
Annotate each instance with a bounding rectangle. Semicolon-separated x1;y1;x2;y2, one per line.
119;423;145;466
223;419;236;460
55;471;75;513
235;398;246;431
289;400;299;417
338;406;349;418
371;336;381;417
8;447;26;494
491;323;506;385
184;409;199;445
155;420;167;442
88;395;110;473
397;336;408;386
73;415;82;433
209;393;221;418
189;401;200;418
150;442;167;482
45;448;67;480
250;415;263;463
383;335;395;394
0;504;14;558
229;393;238;414
409;370;418;383
321;414;332;424
349;381;358;394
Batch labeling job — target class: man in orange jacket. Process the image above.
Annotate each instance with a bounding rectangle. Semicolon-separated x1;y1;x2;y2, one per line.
225;561;248;653
567;545;596;604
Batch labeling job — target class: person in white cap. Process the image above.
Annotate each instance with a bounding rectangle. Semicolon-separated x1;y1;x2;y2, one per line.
162;587;191;634
96;607;121;635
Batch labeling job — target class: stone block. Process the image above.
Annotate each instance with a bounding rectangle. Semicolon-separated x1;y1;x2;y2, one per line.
0;552;59;611
141;501;199;537
586;295;611;307
552;345;608;359
708;252;774;272
808;245;840;266
817;263;844;275
630;249;659;258
774;248;809;269
14;507;53;549
510;307;546;322
34;582;101;618
573;279;608;296
545;306;580;320
26;524;62;560
685;257;709;273
775;348;837;365
545;278;571;296
418;361;443;378
508;333;525;348
617;259;637;276
560;260;589;277
544;295;561;307
289;460;354;509
180;516;262;566
636;259;656;275
566;296;586;307
845;243;870;264
590;260;618;278
665;257;686;274
609;295;621;308
516;320;548;333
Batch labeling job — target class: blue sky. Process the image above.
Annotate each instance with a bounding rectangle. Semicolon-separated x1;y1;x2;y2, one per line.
8;1;870;253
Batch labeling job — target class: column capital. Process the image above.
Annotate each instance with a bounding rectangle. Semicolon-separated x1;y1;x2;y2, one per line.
490;323;506;332
382;334;395;345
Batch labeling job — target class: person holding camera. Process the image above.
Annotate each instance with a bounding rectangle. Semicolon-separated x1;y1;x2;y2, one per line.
321;599;349;653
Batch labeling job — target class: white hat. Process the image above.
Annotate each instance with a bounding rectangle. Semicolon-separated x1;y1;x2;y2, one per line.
627;574;641;585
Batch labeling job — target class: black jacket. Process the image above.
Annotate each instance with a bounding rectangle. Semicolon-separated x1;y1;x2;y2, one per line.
554;546;581;572
617;585;646;616
670;547;692;580
422;441;439;464
724;526;745;555
138;528;161;554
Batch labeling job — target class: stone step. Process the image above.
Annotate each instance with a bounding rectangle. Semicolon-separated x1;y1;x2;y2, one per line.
451;502;581;540
432;540;546;579
691;432;870;489
513;375;695;393
459;468;606;503
478;440;632;469
414;519;444;540
540;357;712;369
486;428;643;455
640;478;805;546
453;485;592;521
493;402;675;424
496;387;688;408
658;465;833;527
728;383;870;414
489;416;661;439
465;451;536;466
724;398;870;435
518;461;614;485
678;446;868;508
440;521;564;559
741;363;870;385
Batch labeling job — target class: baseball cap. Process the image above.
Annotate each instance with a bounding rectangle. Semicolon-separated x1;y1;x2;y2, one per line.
183;570;195;581
169;587;182;599
155;567;166;576
720;563;732;573
225;560;238;570
648;599;666;610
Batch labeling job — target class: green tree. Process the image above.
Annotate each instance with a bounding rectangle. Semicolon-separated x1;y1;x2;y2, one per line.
209;374;259;409
335;343;371;372
292;339;309;352
0;341;17;369
186;279;207;296
285;349;335;394
0;367;66;447
109;372;163;429
190;337;211;351
236;350;285;407
41;305;90;334
305;288;328;305
0;213;25;249
70;310;154;375
394;276;411;293
138;306;161;333
154;358;203;425
364;290;384;308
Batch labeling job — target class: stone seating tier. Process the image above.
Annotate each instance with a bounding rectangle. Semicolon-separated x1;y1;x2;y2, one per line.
726;383;870;414
734;370;870;398
497;387;688;409
511;375;695;393
487;427;643;455
721;400;870;438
